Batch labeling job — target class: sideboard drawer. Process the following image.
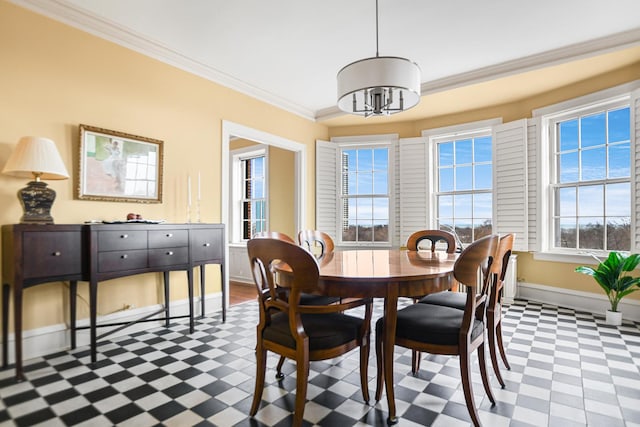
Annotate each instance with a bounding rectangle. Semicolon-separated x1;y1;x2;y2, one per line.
148;229;188;249
149;247;189;268
98;230;147;251
98;250;147;273
23;231;83;279
191;228;223;262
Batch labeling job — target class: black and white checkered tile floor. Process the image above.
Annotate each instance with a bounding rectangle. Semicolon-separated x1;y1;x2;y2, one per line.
1;299;639;426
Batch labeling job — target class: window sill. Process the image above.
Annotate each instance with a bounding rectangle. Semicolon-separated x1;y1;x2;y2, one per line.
532;251;607;265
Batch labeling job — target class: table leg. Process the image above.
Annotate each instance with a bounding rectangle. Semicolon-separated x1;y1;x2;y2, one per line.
199;265;205;318
220;263;226;322
187;269;194;333
69;281;77;349
384;288;399;425
163;271;170;327
89;280;98;364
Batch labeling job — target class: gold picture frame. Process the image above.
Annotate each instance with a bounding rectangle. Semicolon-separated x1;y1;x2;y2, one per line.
78;124;163;203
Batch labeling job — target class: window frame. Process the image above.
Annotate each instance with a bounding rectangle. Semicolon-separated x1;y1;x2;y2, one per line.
533;82;638;262
229;145;269;243
331;136;396;247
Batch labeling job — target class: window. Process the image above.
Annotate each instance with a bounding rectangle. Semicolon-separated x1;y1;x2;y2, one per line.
434;132;493;244
551;102;631;251
341;146;390;244
230;146;267;242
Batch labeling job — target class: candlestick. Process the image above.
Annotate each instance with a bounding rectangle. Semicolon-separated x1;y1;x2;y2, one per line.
187;175;192;207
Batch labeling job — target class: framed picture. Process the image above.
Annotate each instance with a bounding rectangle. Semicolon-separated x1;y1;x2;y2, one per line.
78;124;163;203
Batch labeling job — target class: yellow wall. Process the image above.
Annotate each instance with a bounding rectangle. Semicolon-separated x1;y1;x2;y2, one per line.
0;1;327;331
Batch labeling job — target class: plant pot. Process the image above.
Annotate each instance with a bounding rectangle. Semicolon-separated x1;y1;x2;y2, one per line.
606;310;622;326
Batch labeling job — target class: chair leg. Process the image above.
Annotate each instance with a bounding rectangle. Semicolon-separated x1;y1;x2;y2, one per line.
293;349;310;427
487;317;506;388
411;350;421;375
360;333;370;403
374;329;384;401
459;351;482;427
276;355;286;379
495;320;511;370
250;346;267;416
478;342;496;405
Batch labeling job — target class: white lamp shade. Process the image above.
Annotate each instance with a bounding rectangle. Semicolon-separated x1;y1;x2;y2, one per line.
337;56;421;115
2;136;69;180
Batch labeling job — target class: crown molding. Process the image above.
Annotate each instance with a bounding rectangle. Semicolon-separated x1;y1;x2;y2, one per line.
10;0;317;121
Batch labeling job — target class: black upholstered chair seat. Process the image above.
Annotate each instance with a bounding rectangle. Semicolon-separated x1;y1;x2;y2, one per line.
376;303;484;346
418;290;466;310
264;312;364;351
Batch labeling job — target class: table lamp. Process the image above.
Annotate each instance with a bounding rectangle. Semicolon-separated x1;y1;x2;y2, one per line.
2;136;69;224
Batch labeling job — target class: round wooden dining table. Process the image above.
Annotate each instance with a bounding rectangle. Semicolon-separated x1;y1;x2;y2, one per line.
313;249;457;424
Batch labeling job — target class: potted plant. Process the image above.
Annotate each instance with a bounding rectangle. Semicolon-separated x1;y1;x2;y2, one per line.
575;251;640;325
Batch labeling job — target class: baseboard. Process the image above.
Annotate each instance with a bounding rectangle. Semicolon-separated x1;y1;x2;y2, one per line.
3;292;223;365
517;281;640;322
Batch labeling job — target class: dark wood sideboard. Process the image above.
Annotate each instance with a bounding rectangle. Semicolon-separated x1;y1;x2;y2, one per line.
2;223;225;381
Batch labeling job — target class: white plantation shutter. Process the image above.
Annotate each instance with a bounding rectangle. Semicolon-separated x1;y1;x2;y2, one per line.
493;120;528;251
398;137;429;246
316;140;339;241
632;89;640;252
527;118;540;252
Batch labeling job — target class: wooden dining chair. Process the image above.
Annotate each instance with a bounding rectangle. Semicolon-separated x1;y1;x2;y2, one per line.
415;234;514;388
406;229;457;253
247;238;372;427
297;229;335;258
374;234;499;427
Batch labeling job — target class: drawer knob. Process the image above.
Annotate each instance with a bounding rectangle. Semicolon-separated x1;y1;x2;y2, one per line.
121;254;128;259
203;243;211;247
166;233;173;237
52;251;61;257
166;251;174;256
120;234;128;239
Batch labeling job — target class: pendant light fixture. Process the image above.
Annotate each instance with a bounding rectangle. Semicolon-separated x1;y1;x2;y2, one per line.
337;0;421;117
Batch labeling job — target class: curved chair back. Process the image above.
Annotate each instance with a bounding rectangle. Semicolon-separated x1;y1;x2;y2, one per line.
454;234;499;297
297;230;335;258
407;229;456;253
252;231;295;243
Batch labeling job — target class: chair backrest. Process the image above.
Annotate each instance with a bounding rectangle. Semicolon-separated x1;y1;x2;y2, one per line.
454;234;499;295
297;230;335;258
488;233;515;308
252;231;295;244
407;229;456;253
247;238;320;313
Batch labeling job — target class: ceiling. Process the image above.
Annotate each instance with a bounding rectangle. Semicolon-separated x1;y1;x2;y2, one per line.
15;0;640;126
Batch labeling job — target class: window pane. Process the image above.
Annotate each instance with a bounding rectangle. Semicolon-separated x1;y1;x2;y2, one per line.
456;166;472;191
438;195;453;218
373;171;388;194
374;224;388;242
346;171;356;195
454;194;472;219
606;182;630;216
578;185;603;216
557;187;576;217
579;217;604;250
373;148;388;170
253;178;264;198
439;142;453;167
559;119;578;151
608;107;630;143
474;136;492;162
358;223;373;241
439;168;454;192
556;218;576;248
455;223;472;244
581;113;606;148
607;218;630;251
358;149;372;170
456;139;472;164
608;142;630;178
357;198;373;220
474;164;492;189
559;152;579;183
474;220;492;239
581;147;606;180
357;172;373;194
373;198;388;221
473;193;492;218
